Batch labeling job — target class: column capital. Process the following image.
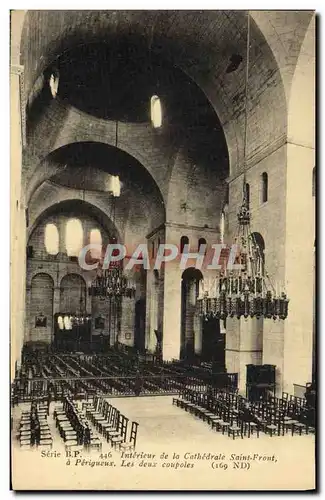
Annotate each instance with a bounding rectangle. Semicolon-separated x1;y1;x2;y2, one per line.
10;64;24;76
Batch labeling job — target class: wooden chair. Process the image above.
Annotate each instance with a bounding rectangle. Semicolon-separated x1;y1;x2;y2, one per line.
90;435;102;452
103;409;120;441
85;396;100;419
228;413;242;440
99;407;118;436
93;401;109;428
88;398;104;424
292;421;309;436
264;414;279;437
110;416;129;449
119;422;139;452
39;437;53;449
106;413;124;442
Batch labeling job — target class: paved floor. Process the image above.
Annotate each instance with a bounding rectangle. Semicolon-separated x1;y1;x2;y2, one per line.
11;396;316;491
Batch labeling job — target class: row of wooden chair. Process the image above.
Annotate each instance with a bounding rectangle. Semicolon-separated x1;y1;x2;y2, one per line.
19;402;53;449
84;397;139;451
54;399;102;452
173;391;255;440
174;388;313;439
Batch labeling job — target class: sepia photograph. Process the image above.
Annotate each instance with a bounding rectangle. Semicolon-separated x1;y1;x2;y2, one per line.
10;8;316;491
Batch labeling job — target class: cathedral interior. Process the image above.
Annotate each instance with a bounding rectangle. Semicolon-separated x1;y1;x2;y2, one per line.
10;10;316;464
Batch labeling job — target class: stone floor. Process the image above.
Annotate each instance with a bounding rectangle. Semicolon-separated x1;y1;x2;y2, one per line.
11;396;316;491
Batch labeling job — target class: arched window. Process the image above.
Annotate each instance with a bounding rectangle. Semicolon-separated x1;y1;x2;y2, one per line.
198;238;207;254
44;223;59;255
312;167;316;197
251;232;265;275
245;183;250;208
65;219;83;257
49;69;59;98
89;228;102;259
150;95;162;128
111;175;121;197
180;236;189;254
261;172;268;203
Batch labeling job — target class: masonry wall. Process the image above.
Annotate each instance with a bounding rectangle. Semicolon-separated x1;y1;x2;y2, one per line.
226;145;287;393
29;273;54;343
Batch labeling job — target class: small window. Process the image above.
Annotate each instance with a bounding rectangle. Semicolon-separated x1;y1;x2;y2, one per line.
180;236;189;254
111;175;121;197
245;183;250;208
251;232;265;275
151;95;162;128
49;70;59;98
198;238;207;253
66;219;83;257
44;223;59;255
261;172;268;203
90;229;102;259
312;167;316;197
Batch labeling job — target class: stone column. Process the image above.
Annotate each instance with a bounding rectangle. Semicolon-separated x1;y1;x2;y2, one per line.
145;270;159;353
194;314;202;356
226;317;263;395
24;286;31;343
53;286;60;315
10;64;26;379
184;280;196;357
162;262;182;361
52;286;61;344
282;144;314;393
120;297;135;347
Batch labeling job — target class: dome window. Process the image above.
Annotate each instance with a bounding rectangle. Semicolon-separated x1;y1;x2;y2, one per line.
150;95;162;128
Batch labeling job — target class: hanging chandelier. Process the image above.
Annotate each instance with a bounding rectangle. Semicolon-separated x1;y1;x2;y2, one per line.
88;120;136;300
197;190;289;321
88;264;136;299
196;12;289;322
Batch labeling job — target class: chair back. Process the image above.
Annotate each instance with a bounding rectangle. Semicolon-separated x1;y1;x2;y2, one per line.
120;416;129;442
113;409;120;428
130;421;139;448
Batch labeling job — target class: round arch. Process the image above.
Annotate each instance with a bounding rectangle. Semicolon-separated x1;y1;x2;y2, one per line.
26;133;167;216
27;198;122;245
28;270;56;288
31;272;54;288
59;273;87;313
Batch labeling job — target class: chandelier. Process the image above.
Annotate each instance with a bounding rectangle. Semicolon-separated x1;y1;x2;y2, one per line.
88;119;136;300
197;188;289;321
196;12;289;322
88;265;136;299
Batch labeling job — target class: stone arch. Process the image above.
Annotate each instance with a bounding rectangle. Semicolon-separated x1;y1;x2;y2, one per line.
28;269;56;288
27;198;122;245
26;129;167;223
59;273;87;313
28;272;54;343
